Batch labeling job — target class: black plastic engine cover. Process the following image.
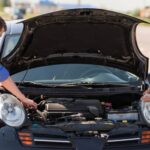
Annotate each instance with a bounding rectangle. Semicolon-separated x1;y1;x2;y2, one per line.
45;100;103;116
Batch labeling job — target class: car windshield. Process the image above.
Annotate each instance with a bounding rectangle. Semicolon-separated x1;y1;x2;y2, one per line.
12;64;140;85
2;34;21;57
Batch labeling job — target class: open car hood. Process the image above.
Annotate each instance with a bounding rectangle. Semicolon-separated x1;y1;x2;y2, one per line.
3;8;149;79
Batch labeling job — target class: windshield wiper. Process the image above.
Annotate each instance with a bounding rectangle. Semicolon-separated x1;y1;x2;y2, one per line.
16;81;139;89
58;82;134;87
16;81;55;87
16;81;90;88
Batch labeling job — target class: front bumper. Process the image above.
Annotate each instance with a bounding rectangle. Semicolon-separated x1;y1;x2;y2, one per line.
104;145;150;150
0;126;150;150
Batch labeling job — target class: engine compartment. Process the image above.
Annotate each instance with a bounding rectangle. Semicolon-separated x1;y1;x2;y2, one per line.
27;93;141;134
0;91;146;142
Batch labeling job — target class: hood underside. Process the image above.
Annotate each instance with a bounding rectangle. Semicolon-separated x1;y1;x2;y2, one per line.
3;8;149;79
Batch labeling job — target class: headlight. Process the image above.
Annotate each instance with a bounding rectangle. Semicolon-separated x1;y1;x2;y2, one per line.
0;94;25;127
140;100;150;126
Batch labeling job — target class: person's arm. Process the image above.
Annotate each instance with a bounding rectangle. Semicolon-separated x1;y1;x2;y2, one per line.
141;93;150;102
141;88;150;102
143;88;150;95
0;65;37;108
1;77;37;108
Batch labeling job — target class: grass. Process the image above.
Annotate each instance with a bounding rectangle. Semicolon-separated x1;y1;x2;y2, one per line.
0;11;11;20
127;13;150;26
138;18;150;26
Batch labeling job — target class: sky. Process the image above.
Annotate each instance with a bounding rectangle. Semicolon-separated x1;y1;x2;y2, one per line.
53;0;150;12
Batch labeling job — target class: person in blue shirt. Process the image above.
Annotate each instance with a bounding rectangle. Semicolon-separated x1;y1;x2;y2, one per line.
0;17;37;109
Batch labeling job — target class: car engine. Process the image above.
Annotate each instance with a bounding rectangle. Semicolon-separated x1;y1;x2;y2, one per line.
26;96;140;134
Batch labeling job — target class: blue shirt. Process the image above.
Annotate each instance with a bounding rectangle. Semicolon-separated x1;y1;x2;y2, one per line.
0;65;10;82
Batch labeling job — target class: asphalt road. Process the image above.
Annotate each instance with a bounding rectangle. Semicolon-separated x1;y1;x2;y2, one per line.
136;25;150;71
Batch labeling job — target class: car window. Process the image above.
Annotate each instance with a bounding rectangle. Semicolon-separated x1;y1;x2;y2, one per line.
2;34;21;58
12;64;140;85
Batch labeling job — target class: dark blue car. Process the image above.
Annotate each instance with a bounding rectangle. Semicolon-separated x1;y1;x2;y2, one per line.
0;8;150;150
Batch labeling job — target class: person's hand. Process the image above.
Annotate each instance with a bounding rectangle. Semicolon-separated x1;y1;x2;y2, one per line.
141;94;150;102
143;88;150;95
20;98;37;109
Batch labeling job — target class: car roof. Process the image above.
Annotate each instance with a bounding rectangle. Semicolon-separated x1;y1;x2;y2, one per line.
0;20;23;55
5;20;23;35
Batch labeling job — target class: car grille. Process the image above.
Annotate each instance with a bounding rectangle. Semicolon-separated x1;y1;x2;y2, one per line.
33;133;74;149
104;135;141;149
19;130;147;149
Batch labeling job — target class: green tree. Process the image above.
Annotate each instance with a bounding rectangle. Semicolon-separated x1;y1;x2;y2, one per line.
0;0;10;8
131;9;140;17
